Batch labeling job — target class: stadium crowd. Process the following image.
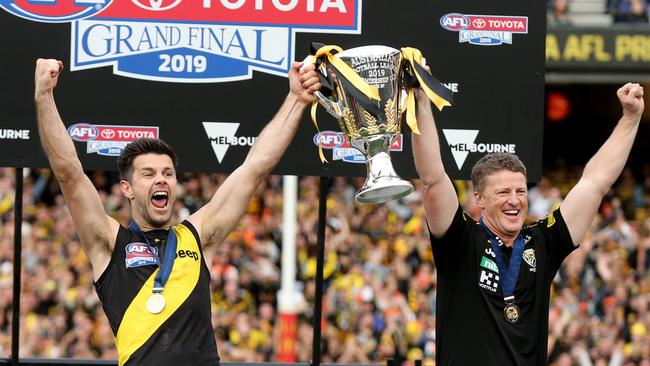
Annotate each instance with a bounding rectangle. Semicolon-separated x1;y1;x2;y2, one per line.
547;0;650;25
0;162;649;365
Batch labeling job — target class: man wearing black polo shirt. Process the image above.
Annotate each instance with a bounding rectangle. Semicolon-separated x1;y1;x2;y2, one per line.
411;83;644;365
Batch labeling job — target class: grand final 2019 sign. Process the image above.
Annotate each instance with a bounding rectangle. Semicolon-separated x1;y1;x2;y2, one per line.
0;0;545;181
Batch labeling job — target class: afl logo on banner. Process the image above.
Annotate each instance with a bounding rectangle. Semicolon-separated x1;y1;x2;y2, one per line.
68;123;99;141
66;0;363;83
68;123;159;157
313;131;403;164
0;0;113;23
313;131;345;148
440;13;528;46
439;13;470;31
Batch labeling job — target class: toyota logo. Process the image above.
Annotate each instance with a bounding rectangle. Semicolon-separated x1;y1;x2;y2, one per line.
473;19;487;29
101;129;116;139
131;0;182;11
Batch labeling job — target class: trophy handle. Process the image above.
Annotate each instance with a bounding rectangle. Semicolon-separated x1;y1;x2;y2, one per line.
302;54;344;119
314;91;343;118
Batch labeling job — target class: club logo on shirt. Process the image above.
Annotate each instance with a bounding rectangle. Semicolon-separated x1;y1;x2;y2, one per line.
479;269;500;293
523;248;536;271
125;242;159;268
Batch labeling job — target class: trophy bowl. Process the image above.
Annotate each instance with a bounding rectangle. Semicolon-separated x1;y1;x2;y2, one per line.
313;45;413;204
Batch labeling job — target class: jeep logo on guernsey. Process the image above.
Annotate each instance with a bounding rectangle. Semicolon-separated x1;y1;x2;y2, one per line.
68;123;159;157
312;131;403;164
0;0;113;23
69;0;362;82
440;13;528;46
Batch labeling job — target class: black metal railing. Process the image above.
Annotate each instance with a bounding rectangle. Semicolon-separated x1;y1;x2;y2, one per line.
0;360;387;366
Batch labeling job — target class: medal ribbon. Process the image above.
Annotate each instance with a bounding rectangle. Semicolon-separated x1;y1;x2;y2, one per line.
129;220;178;293
479;218;525;305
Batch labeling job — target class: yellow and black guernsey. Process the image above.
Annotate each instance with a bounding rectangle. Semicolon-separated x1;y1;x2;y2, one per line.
94;221;219;366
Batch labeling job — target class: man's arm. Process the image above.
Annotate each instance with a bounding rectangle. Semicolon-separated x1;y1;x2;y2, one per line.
187;61;320;255
412;88;459;238
561;83;644;245
34;59;119;280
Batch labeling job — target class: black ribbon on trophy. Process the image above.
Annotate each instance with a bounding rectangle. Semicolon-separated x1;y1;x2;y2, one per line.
309;42;383;120
399;47;454;133
303;43;454;203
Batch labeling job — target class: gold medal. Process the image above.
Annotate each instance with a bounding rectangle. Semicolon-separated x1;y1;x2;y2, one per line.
504;303;520;323
146;293;166;314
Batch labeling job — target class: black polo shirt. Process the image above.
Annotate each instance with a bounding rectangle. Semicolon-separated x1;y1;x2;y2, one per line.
430;206;576;366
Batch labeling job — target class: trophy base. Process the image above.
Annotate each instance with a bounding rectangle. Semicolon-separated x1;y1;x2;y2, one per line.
355;178;414;204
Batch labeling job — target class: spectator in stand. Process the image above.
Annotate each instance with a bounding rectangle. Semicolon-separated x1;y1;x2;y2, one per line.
610;0;650;22
528;176;563;221
548;0;573;25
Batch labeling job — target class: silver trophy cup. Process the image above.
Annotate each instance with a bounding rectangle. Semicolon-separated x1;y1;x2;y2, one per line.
314;45;413;204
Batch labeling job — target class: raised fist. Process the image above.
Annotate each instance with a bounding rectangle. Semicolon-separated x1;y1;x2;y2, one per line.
617;82;644;118
34;58;64;96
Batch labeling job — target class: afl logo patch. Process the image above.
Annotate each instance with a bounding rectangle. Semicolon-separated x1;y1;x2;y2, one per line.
125;242;159;268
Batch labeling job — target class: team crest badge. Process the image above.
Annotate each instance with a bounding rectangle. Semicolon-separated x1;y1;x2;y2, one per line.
523;248;536;269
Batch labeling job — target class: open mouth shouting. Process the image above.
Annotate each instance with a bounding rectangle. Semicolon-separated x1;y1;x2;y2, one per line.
151;191;169;210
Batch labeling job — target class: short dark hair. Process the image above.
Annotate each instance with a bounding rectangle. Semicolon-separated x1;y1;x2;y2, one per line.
117;138;177;181
471;153;527;193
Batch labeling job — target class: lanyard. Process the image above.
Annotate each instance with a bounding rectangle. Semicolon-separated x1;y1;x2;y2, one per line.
129;220;178;293
479;218;525;304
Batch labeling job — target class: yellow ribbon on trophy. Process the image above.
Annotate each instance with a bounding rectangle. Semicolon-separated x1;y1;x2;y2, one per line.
310;102;328;163
400;47;453;135
310;44;381;102
305;59;328;163
307;44;382;163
